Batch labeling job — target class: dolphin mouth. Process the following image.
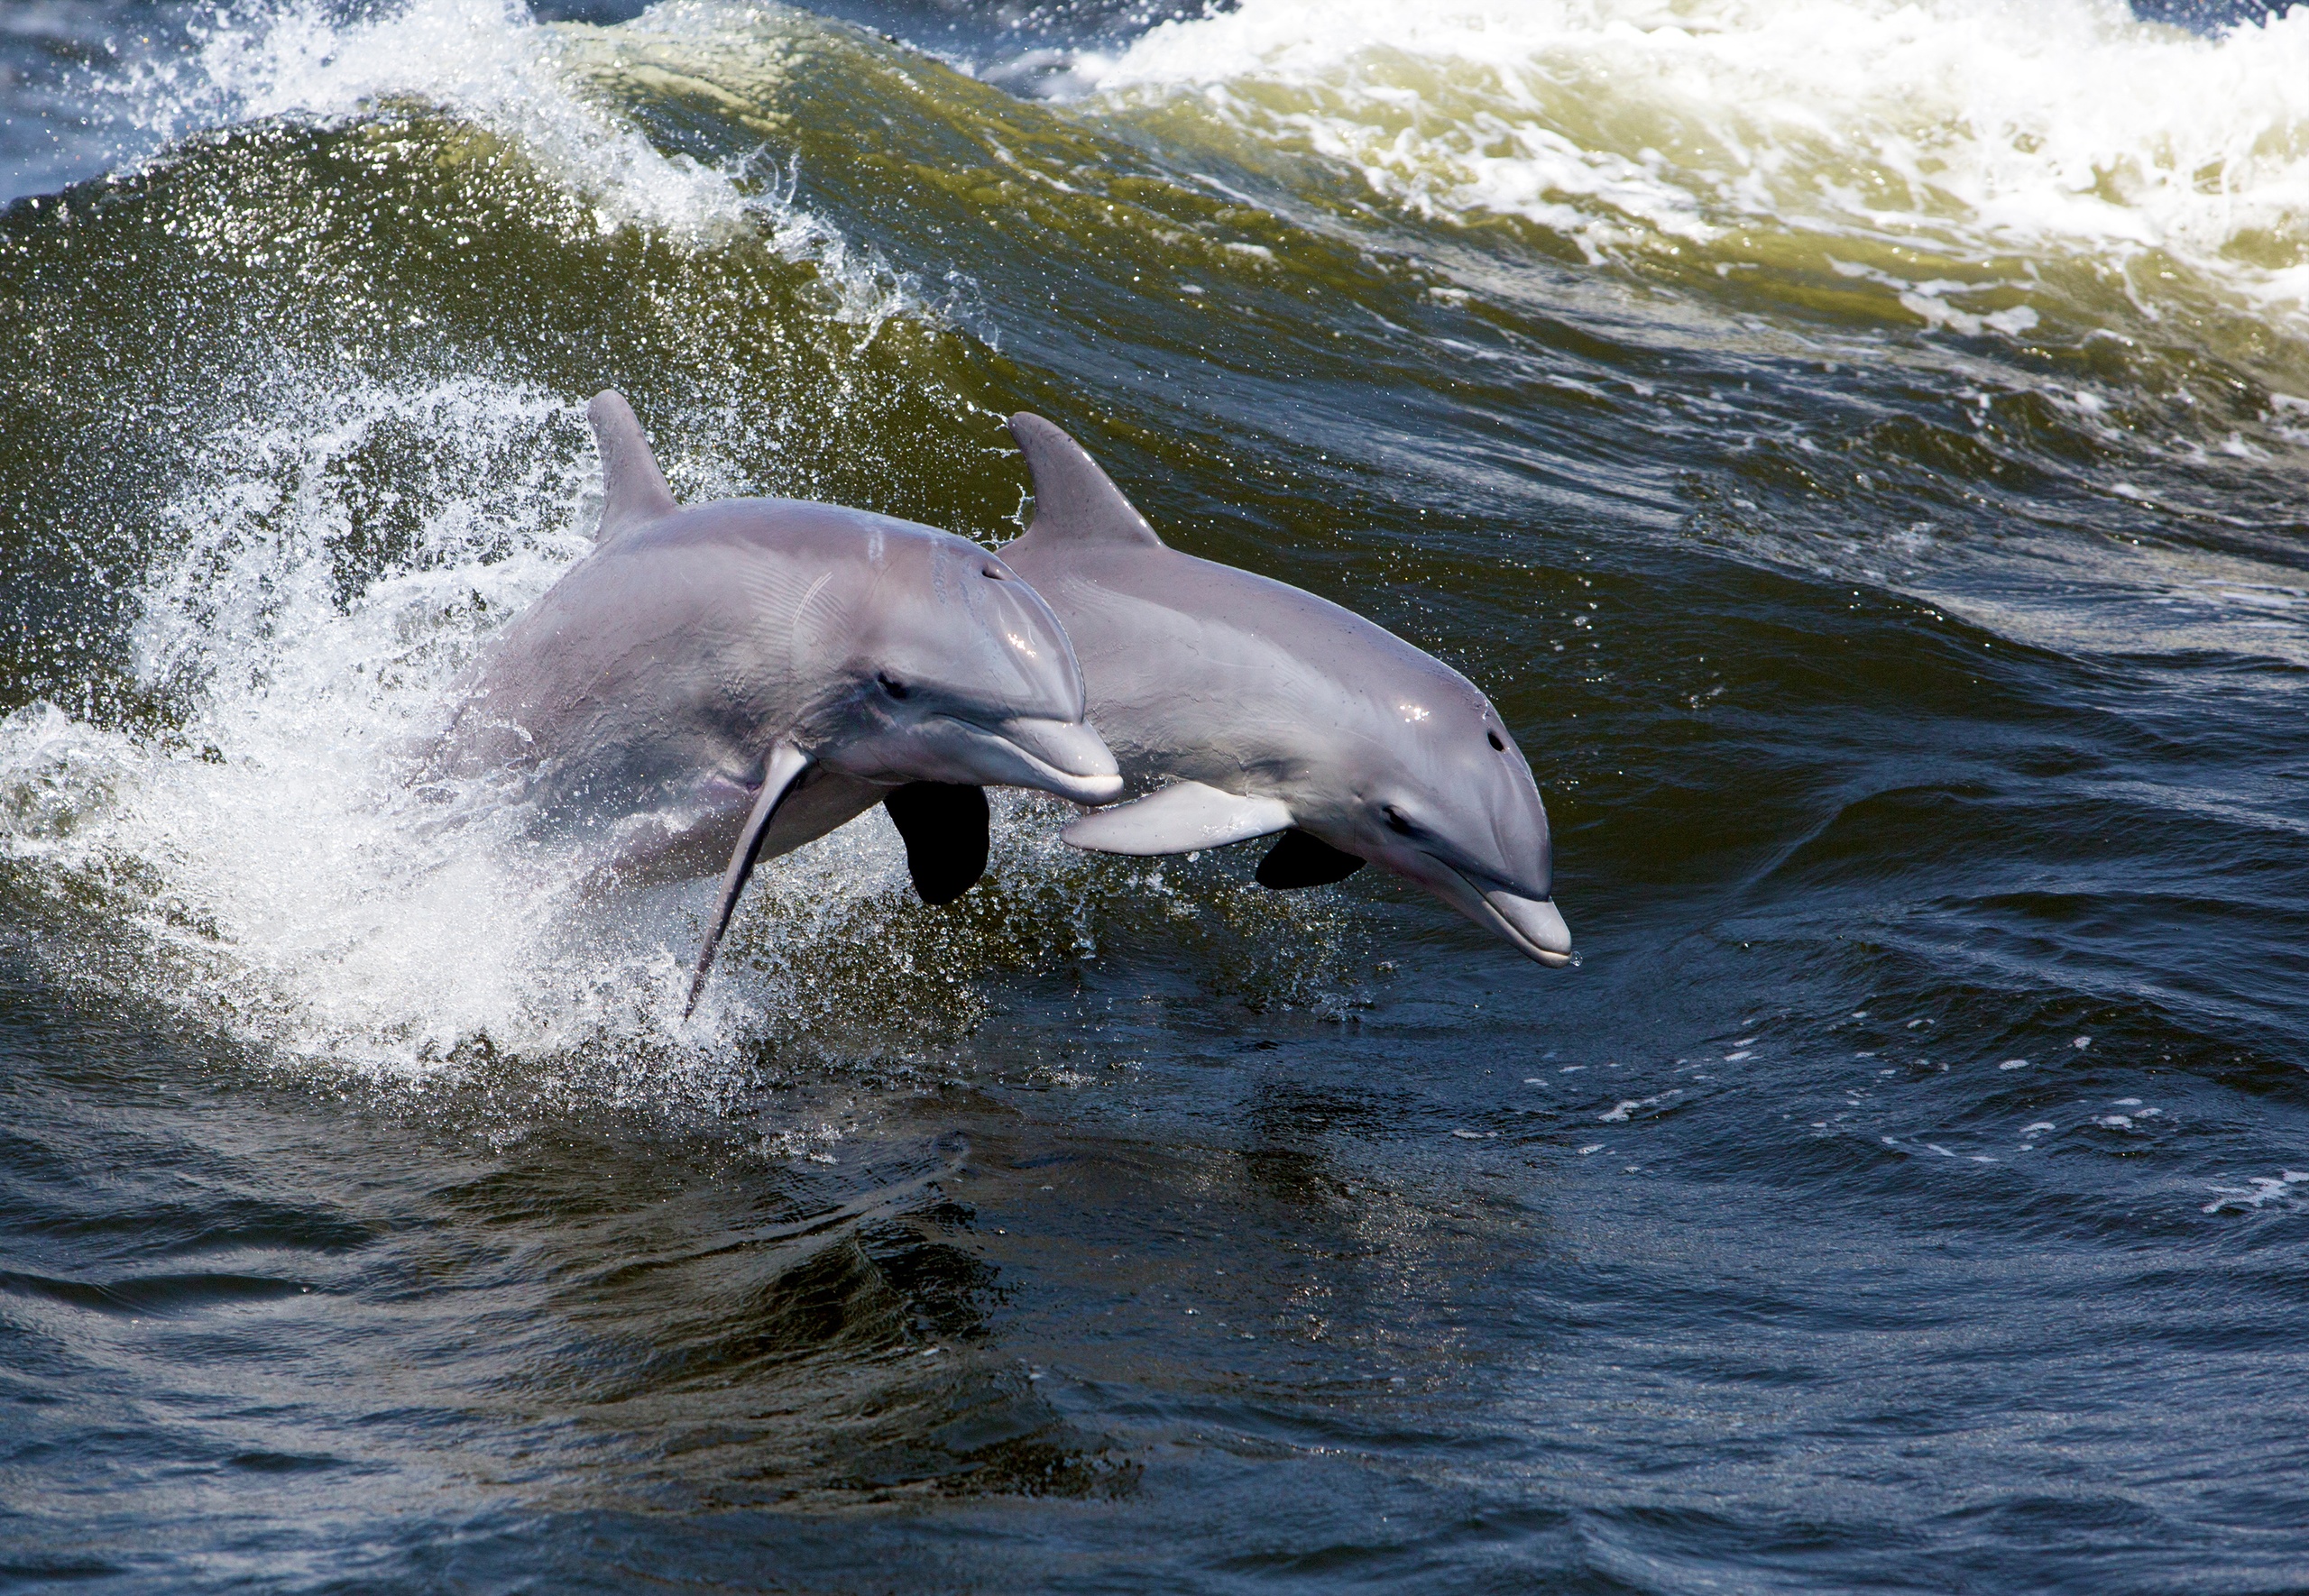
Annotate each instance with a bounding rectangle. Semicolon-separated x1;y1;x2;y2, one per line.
1393;849;1572;968
961;715;1123;805
1467;882;1573;968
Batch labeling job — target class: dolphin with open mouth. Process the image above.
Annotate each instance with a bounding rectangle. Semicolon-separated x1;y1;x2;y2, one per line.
429;393;1121;1012
998;414;1569;968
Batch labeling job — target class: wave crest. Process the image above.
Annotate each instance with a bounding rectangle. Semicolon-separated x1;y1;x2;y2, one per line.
1091;0;2309;320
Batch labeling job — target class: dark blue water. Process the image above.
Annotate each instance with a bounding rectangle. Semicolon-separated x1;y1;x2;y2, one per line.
4;0;2309;1590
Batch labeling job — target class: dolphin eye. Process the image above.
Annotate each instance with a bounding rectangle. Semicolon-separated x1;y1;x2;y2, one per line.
1383;805;1416;837
1487;730;1505;751
877;672;911;701
980;564;1009;581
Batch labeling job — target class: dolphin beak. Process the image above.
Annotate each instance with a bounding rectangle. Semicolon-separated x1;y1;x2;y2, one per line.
1385;850;1573;968
1475;885;1574;968
977;716;1124;805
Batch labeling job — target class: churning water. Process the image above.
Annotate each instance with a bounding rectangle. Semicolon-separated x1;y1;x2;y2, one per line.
4;0;2308;1589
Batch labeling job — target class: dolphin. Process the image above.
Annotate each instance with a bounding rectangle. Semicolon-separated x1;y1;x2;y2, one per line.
430;392;1122;1011
998;414;1570;967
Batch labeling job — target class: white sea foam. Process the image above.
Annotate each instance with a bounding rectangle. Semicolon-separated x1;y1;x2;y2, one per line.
123;0;722;236
1088;0;2309;323
114;0;915;319
0;377;595;1071
0;371;1359;1078
2203;1169;2309;1213
0;375;932;1078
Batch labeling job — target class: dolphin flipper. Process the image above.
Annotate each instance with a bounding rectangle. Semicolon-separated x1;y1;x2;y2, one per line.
1063;779;1292;856
588;390;678;542
1006;414;1165;555
1256;830;1366;890
685;743;812;1016
884;782;990;905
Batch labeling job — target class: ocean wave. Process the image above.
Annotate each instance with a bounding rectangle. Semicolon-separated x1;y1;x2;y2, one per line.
125;0;747;234
1088;0;2309;324
109;0;935;326
0;370;1354;1077
0;375;630;1073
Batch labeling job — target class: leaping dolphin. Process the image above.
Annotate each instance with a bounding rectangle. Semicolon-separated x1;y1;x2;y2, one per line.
430;392;1123;1012
998;415;1570;968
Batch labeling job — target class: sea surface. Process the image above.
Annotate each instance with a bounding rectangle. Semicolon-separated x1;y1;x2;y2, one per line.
5;0;2309;1590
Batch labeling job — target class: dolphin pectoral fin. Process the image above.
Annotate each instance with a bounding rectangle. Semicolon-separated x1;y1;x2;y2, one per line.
883;783;990;906
588;390;678;542
1004;414;1165;555
1255;830;1367;890
684;743;811;1018
1061;780;1293;857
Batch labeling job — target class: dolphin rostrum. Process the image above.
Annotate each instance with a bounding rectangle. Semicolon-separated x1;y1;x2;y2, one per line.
998;414;1570;968
431;392;1122;1012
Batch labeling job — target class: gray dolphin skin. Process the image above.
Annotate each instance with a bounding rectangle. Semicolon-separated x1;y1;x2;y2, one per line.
431;392;1122;1011
998;414;1571;968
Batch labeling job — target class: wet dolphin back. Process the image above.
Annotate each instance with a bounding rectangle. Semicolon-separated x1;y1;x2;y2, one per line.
1000;410;1559;958
1001;414;1495;799
434;500;868;820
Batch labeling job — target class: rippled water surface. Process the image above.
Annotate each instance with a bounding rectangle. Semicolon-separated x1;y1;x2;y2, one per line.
5;0;2309;1589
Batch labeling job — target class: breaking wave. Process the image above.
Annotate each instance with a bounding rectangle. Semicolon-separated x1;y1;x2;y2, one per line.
1090;0;2309;328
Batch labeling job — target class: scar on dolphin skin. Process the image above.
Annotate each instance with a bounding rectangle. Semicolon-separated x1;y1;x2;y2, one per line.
999;412;1572;968
426;390;1120;1021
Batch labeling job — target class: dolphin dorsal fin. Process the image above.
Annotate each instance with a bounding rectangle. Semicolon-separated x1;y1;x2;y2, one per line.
588;390;678;542
1007;413;1165;554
